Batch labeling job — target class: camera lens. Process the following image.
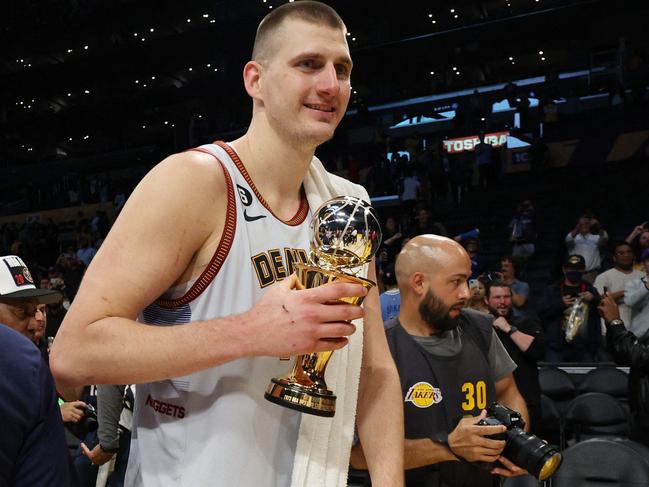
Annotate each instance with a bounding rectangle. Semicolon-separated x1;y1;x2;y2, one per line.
503;427;562;480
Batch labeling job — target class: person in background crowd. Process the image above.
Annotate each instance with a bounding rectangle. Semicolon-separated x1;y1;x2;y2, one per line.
599;295;649;449
76;236;97;268
466;278;489;313
474;133;495;189
565;214;608;283
400;167;421;216
55;245;85;301
500;255;532;319
624;248;649;338
44;272;69;338
454;230;483;280
382;216;404;263
411;207;447;237
508;200;536;260
380;263;401;323
537;255;603;362
626;222;649;271
485;282;546;433
594;241;644;327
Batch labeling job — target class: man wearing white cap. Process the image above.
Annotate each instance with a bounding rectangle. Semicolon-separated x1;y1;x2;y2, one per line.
0;255;62;341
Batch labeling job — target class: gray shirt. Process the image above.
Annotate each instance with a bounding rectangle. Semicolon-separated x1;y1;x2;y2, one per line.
97;384;127;451
412;326;517;382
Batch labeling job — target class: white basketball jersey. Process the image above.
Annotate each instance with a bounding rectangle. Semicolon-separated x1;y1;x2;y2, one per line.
125;142;312;487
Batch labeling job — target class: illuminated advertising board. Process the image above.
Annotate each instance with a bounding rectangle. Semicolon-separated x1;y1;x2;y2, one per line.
442;131;509;153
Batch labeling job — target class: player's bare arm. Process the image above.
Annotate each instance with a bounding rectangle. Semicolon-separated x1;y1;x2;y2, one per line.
51;151;367;395
355;260;405;486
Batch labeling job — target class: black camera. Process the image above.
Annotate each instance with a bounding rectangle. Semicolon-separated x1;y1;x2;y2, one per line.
65;403;99;440
478;403;562;480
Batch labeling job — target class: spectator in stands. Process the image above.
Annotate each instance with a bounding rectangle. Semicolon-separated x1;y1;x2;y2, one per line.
624;248;649;338
400;167;421;216
537;254;603;362
447;152;466;206
599;294;649;448
428;143;448;202
474;133;494;188
626;222;649;270
500;255;532;319
466;278;489;313
90;210;111;239
380;264;401;323
508;200;537;259
410;207;447;237
56;245;85;300
382;216;404;263
565;214;609;283
594;241;644;327
76;236;97;268
485;282;546;433
44;273;68;337
454;230;483;280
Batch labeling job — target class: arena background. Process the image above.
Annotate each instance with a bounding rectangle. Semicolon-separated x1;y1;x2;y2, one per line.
3;1;649;486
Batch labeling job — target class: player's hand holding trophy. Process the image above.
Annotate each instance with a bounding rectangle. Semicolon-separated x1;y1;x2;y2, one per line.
265;196;382;417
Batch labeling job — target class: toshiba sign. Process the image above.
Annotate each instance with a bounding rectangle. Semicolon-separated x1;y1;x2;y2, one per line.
443;131;509;154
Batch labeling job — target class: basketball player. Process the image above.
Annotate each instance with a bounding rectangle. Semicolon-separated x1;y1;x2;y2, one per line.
51;2;404;486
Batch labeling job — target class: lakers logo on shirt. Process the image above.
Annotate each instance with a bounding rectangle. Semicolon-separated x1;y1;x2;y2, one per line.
404;381;443;408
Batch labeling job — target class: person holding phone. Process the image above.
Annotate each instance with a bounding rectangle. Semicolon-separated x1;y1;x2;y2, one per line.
626;222;649;271
565;215;608;283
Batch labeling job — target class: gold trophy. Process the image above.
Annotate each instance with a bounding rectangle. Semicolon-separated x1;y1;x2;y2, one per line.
264;196;382;417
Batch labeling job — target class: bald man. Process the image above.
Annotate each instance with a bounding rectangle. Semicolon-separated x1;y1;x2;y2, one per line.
354;235;529;486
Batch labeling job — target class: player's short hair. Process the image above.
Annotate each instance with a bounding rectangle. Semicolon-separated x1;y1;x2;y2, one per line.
252;1;346;62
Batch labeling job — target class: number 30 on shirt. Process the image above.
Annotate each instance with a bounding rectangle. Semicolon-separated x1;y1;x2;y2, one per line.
461;380;487;411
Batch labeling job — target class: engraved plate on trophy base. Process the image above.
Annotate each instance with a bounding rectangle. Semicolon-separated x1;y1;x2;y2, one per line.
265;378;337;417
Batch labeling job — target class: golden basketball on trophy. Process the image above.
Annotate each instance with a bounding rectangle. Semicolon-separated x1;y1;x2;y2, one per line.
264;196;382;417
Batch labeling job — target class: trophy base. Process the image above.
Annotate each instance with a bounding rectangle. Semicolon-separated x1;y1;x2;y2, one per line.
264;378;336;417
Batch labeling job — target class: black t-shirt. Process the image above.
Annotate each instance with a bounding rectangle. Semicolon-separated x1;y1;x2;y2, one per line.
493;314;545;410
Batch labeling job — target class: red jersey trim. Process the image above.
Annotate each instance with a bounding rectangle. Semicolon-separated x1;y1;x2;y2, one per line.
215;141;309;227
155;147;236;309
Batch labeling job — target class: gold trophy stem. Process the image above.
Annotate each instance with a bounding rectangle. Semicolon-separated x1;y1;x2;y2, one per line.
265;264;375;417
